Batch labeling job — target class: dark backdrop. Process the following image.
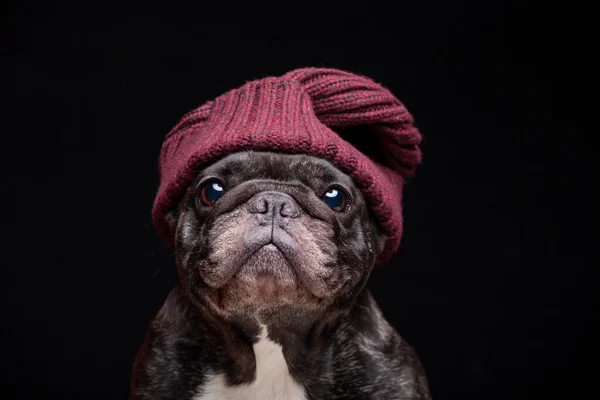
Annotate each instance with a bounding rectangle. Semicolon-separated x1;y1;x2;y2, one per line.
2;1;592;399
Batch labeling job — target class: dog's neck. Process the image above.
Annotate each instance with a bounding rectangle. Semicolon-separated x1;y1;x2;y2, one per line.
172;285;365;386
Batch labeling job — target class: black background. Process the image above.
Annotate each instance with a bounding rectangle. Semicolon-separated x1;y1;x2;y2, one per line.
2;1;592;399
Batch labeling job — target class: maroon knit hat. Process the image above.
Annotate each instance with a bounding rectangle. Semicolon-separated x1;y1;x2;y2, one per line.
153;68;422;265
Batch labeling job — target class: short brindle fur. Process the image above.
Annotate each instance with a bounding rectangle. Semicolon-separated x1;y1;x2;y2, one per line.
131;152;431;399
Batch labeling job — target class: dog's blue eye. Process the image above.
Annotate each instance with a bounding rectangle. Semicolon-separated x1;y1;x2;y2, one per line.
200;180;224;206
322;187;348;212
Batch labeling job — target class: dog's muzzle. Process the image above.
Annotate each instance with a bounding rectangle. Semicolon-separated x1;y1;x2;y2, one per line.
244;192;300;254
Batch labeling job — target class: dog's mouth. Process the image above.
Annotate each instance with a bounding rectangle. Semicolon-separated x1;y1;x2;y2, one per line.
235;241;297;283
255;243;285;258
234;225;298;271
200;216;338;305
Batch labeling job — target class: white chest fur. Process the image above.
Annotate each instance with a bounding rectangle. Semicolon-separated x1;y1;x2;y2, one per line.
194;325;307;400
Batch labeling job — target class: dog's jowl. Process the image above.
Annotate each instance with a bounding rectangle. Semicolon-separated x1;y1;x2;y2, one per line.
131;68;432;399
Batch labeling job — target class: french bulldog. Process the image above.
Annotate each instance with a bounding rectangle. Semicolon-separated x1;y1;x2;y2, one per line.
130;151;431;399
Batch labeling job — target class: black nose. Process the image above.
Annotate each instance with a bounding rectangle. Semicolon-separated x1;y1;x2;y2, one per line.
249;192;300;219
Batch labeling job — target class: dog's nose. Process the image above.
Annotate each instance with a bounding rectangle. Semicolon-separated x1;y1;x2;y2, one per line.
249;192;300;219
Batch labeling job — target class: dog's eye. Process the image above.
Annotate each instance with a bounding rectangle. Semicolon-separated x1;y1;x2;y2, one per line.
322;187;348;212
200;180;225;206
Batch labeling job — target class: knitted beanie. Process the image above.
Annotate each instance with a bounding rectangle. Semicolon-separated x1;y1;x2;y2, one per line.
153;67;422;265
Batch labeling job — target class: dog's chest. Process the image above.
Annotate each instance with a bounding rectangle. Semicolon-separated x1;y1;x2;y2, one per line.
194;325;307;400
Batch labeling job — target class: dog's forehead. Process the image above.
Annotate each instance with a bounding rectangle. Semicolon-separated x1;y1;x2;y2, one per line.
201;151;355;187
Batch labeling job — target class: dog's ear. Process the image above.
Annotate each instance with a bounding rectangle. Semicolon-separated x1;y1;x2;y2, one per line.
164;204;180;237
370;219;388;258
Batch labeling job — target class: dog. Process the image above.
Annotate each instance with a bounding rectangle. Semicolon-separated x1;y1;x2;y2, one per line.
130;151;431;399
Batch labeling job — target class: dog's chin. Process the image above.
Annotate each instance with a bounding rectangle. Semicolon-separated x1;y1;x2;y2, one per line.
236;243;297;285
198;244;329;319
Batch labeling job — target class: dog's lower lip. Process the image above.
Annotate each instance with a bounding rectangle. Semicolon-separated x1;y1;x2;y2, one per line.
255;243;287;259
253;243;284;255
